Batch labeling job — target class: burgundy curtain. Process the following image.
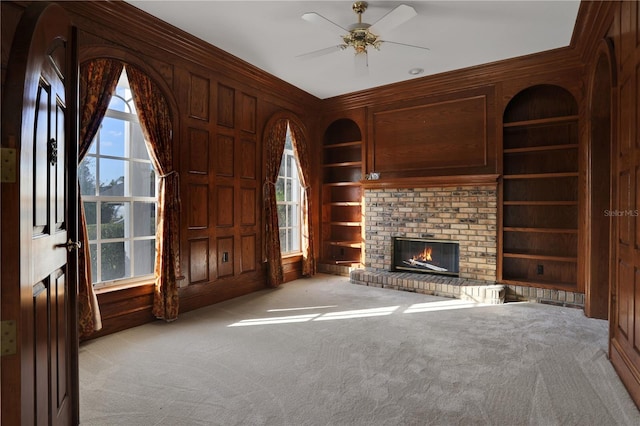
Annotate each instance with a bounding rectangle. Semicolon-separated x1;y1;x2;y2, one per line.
263;119;288;287
126;65;181;321
288;122;316;276
78;58;123;339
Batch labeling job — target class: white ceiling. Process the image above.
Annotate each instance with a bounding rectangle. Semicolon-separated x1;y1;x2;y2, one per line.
126;1;581;99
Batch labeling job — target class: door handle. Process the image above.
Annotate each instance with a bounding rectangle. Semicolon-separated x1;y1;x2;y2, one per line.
57;239;82;252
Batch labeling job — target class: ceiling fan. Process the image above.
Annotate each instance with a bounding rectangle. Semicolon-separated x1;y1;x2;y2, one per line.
298;1;430;69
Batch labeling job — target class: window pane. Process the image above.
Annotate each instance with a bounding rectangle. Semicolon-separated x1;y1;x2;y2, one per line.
277;204;286;226
131;161;155;197
285;179;292;201
291;227;300;252
130;124;150;161
101;241;128;281
99;158;125;196
275;178;285;202
133;240;155;276
108;95;128;113
83;201;97;240
286;155;294;177
278;156;286;178
279;229;287;251
134;202;156;237
287;229;293;252
99;117;125;158
79;157;97;196
101;202;128;239
288;204;298;226
89;243;97;284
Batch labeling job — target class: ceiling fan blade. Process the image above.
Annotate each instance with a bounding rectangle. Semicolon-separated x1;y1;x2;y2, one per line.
354;51;368;75
379;40;430;51
296;45;346;60
369;4;417;36
302;12;348;35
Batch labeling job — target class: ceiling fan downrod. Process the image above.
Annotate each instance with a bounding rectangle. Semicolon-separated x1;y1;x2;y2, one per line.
346;1;379;54
352;1;368;18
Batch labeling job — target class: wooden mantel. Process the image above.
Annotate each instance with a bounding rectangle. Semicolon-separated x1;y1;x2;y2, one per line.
360;174;500;189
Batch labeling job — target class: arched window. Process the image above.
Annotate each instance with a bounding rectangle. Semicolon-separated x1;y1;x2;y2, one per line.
79;68;158;288
276;124;303;254
264;115;315;286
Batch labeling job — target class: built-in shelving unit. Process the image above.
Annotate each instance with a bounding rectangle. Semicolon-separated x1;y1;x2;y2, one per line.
501;85;579;289
320;119;363;267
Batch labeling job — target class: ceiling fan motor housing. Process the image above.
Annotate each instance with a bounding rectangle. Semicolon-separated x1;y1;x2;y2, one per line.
344;29;380;53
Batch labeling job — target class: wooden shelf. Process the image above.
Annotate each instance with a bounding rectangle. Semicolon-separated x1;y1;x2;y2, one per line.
323;182;361;187
503;200;577;206
504;227;578;234
320;259;361;265
501;87;579;292
328;201;362;206
501;278;577;290
323;141;362;149
504;144;579;154
323;161;362;168
503;115;579;128
361;174;499;189
322;119;363;267
503;172;578;180
503;252;577;262
326;240;362;248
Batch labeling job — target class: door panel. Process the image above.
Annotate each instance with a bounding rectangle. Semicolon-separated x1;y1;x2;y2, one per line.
33;281;48;425
610;0;640;408
0;3;77;425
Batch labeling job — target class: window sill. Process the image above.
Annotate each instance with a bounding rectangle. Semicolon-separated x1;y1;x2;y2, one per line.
282;253;303;263
94;277;155;295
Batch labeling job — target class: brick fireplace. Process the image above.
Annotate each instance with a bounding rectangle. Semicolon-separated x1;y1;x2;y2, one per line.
349;178;585;307
363;185;497;281
349;181;506;304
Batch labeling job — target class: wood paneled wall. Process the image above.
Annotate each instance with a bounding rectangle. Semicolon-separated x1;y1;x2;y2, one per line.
368;87;496;179
321;54;584;183
178;77;265;312
1;0;320;336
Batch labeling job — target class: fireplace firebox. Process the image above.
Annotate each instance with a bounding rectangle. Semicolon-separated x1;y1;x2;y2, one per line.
392;237;460;276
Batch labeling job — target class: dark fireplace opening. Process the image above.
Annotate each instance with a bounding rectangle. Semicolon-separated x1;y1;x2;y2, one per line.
392;237;460;276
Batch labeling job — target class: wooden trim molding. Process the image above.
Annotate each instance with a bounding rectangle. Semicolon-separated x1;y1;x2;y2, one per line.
86;283;156;341
282;254;303;283
361;174;500;189
323;47;582;112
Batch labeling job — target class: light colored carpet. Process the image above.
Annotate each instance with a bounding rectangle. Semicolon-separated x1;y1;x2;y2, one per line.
79;274;640;426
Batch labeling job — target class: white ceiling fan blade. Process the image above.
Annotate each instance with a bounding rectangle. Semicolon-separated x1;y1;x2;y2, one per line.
379;40;430;51
296;45;346;60
369;4;417;36
302;12;348;35
354;51;368;75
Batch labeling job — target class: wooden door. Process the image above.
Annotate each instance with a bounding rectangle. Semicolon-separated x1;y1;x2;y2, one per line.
1;3;78;425
610;0;640;408
585;40;615;321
